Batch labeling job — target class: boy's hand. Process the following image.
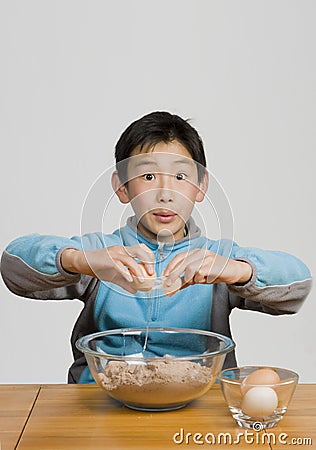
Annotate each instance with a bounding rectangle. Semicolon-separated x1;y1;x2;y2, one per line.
61;244;155;293
163;249;252;296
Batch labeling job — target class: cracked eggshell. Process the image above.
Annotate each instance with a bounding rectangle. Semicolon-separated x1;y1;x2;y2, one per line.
130;264;157;292
162;277;183;296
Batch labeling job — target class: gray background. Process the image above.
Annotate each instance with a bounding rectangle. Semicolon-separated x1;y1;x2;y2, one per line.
0;0;315;383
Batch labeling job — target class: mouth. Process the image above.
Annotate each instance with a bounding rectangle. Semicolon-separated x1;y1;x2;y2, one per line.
152;210;177;223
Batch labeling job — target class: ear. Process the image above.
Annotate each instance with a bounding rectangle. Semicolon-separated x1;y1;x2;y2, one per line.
111;171;130;204
196;170;209;203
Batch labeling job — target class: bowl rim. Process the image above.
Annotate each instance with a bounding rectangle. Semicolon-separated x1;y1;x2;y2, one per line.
217;365;299;386
76;327;235;361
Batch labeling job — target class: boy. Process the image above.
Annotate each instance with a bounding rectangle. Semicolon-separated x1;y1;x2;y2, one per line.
0;111;312;383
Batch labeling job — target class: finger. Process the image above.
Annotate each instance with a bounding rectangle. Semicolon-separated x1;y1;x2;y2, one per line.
163;251;199;283
194;272;208;284
117;256;148;282
103;247;143;280
126;244;155;275
192;255;223;284
115;261;134;282
182;264;201;284
106;262;137;293
127;243;154;262
165;278;192;297
165;253;206;286
163;252;187;276
163;249;201;276
143;260;155;276
179;279;194;291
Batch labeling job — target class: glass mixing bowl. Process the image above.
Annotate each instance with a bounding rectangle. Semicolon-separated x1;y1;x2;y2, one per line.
76;327;234;411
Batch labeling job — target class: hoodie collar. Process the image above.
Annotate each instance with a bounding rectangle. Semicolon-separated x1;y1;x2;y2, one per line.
120;215;201;249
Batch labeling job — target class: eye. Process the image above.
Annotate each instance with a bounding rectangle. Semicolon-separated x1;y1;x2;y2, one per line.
175;173;187;180
142;173;155;181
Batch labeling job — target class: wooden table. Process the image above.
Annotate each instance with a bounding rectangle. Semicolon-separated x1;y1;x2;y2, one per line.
0;385;39;450
0;384;315;450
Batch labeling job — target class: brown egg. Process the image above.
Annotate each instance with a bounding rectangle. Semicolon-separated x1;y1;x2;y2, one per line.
130;264;156;292
241;368;281;395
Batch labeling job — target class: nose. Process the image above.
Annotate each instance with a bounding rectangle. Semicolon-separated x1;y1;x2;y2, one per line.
156;174;174;203
156;188;174;203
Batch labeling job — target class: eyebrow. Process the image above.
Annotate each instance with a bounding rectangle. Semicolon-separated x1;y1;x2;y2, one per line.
133;160;159;168
133;158;195;168
173;159;195;166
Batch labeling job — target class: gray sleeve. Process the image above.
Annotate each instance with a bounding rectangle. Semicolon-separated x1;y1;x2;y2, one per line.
0;247;97;301
228;259;312;314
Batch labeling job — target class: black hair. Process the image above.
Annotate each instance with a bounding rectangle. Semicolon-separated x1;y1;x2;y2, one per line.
115;111;206;183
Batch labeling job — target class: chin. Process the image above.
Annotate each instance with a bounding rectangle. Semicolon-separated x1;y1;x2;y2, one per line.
139;218;185;241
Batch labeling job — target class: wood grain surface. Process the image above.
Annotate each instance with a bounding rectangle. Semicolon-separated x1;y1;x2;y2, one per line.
1;384;314;450
0;385;40;450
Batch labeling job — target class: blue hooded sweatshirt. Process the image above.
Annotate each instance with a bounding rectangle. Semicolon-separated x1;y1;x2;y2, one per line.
0;216;312;383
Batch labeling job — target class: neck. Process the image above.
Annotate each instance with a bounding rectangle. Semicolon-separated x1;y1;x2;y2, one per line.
136;223;185;244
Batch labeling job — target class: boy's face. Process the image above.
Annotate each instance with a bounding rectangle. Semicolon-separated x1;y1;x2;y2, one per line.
113;140;207;242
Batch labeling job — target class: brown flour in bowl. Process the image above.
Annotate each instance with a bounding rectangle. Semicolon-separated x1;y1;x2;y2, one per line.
97;359;214;407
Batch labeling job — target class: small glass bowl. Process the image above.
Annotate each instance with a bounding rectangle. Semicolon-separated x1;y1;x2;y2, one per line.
218;366;299;429
76;327;234;411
